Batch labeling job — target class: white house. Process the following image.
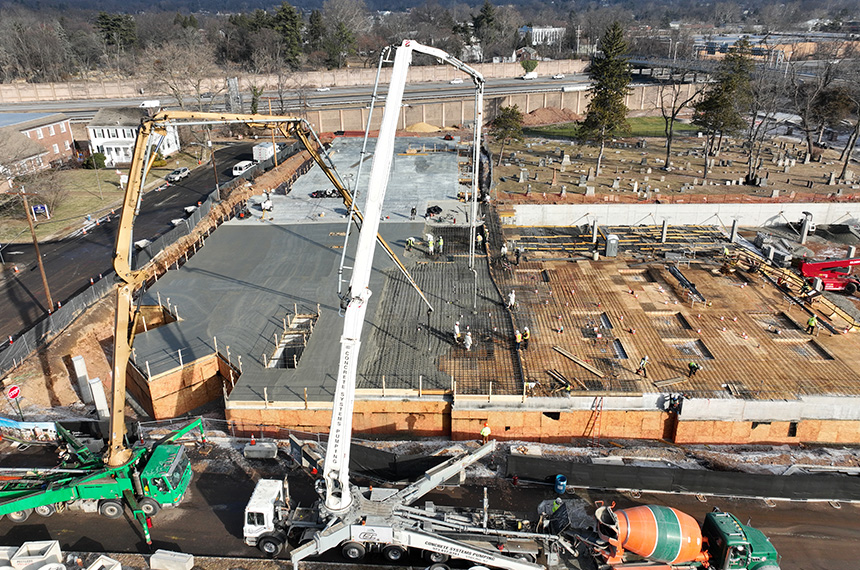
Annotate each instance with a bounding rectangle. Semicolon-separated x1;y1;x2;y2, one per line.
87;108;180;167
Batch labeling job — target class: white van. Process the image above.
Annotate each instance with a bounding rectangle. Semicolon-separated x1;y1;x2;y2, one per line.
232;160;254;176
521;71;538;80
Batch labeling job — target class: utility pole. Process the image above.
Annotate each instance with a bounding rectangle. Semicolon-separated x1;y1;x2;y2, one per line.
268;98;279;168
207;128;220;202
17;186;54;311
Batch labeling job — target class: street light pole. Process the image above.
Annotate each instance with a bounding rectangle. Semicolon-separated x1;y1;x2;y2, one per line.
19;187;54;311
207;129;220;202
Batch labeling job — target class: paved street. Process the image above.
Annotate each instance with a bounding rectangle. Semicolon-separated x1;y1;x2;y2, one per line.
0;143;256;343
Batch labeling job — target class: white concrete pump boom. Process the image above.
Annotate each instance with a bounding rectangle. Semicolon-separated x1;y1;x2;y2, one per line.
321;39;485;515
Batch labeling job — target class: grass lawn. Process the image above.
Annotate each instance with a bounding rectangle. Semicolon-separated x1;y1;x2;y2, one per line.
526;116;699;139
0;152;205;243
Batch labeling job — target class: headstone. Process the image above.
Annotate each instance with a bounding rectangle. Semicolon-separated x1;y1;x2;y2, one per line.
659;175;665;182
579;175;588;186
519;169;528;183
585;186;595;197
587;167;595;181
783;166;790;174
561;153;571;165
539;158;546;167
527;184;532;195
693;178;698;185
644;176;649;182
611;178;620;189
770;189;779;198
646;167;652;174
836;188;843;197
640;157;648;166
534;172;539;181
828;172;836;185
632;181;639;192
845;170;855;182
560;186;567;197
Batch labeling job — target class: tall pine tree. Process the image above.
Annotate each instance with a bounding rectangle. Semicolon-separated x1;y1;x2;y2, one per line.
581;22;631;175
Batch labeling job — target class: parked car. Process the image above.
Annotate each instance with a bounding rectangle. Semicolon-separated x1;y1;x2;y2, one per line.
316;87;331;92
449;78;464;84
552;73;565;80
166;167;190;182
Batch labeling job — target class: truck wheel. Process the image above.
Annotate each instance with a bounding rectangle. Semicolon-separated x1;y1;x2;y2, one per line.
846;283;857;295
34;504;56;517
341;541;366;561
139;498;161;516
99;500;124;519
258;536;284;558
514;554;536;563
7;509;32;523
425;551;450;563
382;545;406;562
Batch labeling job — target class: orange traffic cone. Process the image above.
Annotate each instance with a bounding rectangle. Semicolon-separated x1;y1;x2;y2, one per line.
250;434;256;445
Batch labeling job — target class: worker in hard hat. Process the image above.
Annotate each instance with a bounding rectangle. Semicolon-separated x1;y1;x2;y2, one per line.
552;498;563;514
806;314;817;334
480;423;491;444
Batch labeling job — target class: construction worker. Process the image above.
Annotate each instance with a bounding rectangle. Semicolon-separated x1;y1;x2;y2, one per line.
551;498;563;513
635;355;649;378
426;233;434;255
453;321;461;344
476;233;484;251
500;243;508;260
522;327;530;350
515;248;521;265
480;423;491;444
688;361;701;377
514;329;522;351
464;331;473;351
410;206;417;220
507;290;516;310
406;236;415;252
437;235;444;254
806;314;818;334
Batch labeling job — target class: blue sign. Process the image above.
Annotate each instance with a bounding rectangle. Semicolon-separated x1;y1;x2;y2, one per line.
32;204;50;219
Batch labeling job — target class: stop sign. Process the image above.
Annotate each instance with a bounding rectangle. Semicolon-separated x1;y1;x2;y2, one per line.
7;386;20;400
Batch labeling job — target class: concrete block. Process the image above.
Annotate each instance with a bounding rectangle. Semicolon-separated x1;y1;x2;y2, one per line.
150;550;194;570
88;378;110;420
0;547;17;565
243;441;278;459
86;555;122;570
72;355;92;404
11;541;62;570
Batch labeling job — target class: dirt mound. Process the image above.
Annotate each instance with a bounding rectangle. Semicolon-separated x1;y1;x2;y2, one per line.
405;121;440;132
522;107;581;126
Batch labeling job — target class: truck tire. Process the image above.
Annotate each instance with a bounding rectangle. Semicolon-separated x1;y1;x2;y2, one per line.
34;504;56;517
846;283;857;295
7;509;32;523
99;500;124;519
341;541;366;561
258;536;284;558
425;551;450;563
382;545;406;562
138;498;160;516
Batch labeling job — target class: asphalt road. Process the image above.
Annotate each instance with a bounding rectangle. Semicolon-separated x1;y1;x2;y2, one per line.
0;445;856;570
0;143;256;343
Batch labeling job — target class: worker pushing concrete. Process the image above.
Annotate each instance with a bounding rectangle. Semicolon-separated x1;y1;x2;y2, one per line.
480;423;491;444
635;355;649;378
688;361;701;377
406;236;415;252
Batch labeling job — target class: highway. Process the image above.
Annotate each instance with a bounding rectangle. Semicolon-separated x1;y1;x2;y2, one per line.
0;143;255;344
0;76;593;123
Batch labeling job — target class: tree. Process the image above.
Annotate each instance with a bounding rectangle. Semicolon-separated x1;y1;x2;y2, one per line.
580;22;631;175
659;70;708;168
305;10;326;54
520;60;538;74
692;40;753;179
272;2;303;70
140;32;219;110
95;12;136;71
489;105;524;166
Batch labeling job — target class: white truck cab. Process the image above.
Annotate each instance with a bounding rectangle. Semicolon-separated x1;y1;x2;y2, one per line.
243;479;286;552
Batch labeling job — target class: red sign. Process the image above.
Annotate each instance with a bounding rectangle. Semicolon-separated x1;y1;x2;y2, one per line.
7;386;20;400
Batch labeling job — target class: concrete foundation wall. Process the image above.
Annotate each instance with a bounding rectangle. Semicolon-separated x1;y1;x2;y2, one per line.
674;418;860;444
681;395;860;422
145;355;224;419
509;203;860;228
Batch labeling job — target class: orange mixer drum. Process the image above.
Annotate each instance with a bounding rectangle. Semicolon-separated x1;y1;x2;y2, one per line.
607;505;705;564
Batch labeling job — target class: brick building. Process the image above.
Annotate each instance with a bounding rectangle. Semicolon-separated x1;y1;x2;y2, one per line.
0;113;74;167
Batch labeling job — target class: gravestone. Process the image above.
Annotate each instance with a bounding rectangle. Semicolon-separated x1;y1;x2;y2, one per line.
561;153;571;165
587;167;595;181
640;157;648;166
828;172;836;185
631;181;639;192
585;186;595;197
770;189;779;198
611;178;620;189
519;169;528;183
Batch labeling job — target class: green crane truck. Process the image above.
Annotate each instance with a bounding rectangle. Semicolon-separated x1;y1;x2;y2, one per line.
0;417;205;544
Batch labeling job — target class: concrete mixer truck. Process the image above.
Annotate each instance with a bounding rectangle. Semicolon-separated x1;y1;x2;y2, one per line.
580;502;780;570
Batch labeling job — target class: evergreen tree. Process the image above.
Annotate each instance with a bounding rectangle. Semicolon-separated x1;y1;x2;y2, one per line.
692;40;753;178
306;10;326;54
273;2;303;69
580;22;631;174
489;105;524;166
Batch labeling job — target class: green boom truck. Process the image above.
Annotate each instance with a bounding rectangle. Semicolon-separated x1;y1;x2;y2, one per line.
0;418;205;544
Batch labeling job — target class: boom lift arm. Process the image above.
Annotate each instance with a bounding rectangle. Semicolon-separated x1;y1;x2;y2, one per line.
108;111;428;467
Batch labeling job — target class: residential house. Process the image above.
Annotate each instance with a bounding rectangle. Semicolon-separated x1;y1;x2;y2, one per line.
87;108;180;167
0;113;74;166
0;127;50;178
518;26;566;46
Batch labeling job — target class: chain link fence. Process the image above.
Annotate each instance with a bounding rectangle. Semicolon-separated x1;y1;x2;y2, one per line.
0;143;301;381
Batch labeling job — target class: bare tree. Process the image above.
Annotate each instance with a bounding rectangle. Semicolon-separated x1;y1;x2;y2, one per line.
788;43;845;162
743;68;790;183
658;69;708;167
140;31;219;110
